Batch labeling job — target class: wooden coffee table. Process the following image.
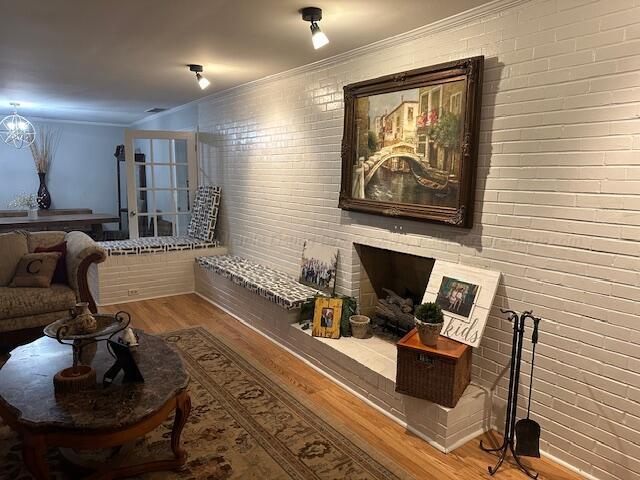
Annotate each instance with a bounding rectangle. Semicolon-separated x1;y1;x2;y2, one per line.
0;331;191;479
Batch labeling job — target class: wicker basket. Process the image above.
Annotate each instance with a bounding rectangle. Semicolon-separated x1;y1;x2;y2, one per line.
349;315;371;339
395;328;471;408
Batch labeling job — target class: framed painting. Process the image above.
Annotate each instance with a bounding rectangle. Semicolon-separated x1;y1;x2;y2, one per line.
339;56;484;227
312;297;343;339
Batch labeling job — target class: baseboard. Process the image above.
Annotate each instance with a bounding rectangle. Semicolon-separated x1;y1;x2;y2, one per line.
489;421;601;480
195;291;453;454
97;290;195;307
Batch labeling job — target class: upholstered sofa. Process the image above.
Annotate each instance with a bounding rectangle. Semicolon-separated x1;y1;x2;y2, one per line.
0;230;106;352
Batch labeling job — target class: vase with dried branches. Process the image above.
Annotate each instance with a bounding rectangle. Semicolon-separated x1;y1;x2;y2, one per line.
29;126;60;209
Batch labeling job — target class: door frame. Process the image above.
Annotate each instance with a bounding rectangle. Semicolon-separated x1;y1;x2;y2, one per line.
123;129;197;239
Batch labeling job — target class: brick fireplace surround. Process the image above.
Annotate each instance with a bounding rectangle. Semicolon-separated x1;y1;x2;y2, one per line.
135;1;640;479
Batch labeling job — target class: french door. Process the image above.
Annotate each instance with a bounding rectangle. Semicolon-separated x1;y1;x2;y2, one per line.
124;130;197;239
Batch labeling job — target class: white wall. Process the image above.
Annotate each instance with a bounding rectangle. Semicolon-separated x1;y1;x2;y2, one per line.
141;1;640;479
0;120;124;216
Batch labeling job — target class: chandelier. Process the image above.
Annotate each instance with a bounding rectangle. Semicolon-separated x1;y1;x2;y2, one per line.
0;103;36;149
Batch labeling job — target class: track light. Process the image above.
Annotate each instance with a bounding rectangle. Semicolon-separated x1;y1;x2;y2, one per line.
301;7;329;50
188;64;210;90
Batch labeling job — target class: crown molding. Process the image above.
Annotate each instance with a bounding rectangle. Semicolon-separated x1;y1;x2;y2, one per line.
0;113;128;128
131;0;531;126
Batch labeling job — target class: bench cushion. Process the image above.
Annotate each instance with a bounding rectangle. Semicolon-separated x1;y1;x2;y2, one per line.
197;255;320;309
99;236;220;256
188;185;221;242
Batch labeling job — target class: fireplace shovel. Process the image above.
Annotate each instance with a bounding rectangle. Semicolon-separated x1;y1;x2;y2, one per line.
515;315;541;458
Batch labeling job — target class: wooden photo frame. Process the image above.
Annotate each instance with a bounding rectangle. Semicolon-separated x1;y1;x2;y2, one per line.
312;297;343;339
339;56;484;227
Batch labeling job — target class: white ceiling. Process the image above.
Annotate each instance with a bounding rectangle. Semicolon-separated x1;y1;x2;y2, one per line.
1;0;492;125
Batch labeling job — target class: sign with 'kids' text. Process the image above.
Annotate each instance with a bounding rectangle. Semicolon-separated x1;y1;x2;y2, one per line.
422;261;500;348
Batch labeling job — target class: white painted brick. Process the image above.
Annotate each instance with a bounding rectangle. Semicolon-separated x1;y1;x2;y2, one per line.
134;1;640;478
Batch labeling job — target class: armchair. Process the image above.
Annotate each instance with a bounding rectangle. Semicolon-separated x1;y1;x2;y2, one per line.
0;231;106;353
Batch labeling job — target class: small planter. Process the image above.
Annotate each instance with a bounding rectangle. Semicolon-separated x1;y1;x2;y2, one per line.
349;315;371;339
28;208;38;220
415;318;444;347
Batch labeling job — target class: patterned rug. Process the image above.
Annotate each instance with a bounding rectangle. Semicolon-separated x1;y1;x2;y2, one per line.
0;327;413;479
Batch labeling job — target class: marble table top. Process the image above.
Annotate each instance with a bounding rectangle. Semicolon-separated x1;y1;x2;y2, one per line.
0;330;189;431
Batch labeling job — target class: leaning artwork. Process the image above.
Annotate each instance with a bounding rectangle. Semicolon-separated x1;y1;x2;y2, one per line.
299;241;338;295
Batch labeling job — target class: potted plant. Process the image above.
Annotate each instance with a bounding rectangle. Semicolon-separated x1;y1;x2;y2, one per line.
8;193;39;219
414;302;444;347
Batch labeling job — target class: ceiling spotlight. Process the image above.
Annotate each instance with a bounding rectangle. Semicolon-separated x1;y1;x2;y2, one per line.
301;7;329;50
188;64;210;90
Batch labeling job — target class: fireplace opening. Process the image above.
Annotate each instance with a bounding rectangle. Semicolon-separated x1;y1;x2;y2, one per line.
354;244;435;341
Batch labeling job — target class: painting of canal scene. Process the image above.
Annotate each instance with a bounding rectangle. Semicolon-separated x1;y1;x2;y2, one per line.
339;57;483;227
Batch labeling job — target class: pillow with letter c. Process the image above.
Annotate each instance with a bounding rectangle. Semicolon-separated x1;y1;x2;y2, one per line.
10;252;62;288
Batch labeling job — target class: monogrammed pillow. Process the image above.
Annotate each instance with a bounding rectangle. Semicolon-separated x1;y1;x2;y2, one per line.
10;252;62;288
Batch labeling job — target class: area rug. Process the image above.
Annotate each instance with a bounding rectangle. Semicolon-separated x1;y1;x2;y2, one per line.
0;327;413;479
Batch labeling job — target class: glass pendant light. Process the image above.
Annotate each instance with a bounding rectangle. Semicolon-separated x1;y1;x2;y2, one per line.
0;103;36;149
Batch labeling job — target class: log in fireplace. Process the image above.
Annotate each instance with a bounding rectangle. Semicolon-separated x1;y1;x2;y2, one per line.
354;244;435;340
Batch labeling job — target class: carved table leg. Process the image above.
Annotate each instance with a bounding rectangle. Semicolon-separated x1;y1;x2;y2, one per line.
171;391;191;465
22;433;49;480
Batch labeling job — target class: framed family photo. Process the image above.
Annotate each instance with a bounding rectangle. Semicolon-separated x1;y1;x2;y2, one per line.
299;241;339;295
435;276;480;320
339;56;483;227
312;297;343;339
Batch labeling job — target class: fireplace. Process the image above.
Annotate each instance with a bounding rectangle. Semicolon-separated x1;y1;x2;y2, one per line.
354;244;435;339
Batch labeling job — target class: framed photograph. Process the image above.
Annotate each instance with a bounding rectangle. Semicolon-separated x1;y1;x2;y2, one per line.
422;261;500;347
312;297;343;339
339;56;484;227
435;276;480;320
299;241;339;295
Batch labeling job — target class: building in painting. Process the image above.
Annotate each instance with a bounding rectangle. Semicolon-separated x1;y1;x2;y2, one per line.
416;82;465;175
381;100;419;147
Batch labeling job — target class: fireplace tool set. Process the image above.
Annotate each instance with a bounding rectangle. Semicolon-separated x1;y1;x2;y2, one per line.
480;309;542;479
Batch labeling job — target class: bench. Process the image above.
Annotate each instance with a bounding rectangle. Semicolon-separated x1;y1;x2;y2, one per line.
90;185;226;305
196;255;319;310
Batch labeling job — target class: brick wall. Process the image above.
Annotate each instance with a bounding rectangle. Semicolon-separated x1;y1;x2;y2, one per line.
146;1;640;478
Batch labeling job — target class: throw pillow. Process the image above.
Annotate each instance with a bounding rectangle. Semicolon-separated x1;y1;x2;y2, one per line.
187;185;221;241
10;252;62;288
35;241;68;284
0;231;28;286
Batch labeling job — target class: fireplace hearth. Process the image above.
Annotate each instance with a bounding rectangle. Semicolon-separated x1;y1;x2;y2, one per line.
355;244;435;341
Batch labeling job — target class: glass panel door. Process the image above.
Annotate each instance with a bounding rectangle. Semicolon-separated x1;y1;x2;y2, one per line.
124;130;197;239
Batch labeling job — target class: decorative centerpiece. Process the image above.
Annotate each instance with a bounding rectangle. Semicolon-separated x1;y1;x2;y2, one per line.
43;311;131;394
29;125;60;210
7;192;39;219
414;302;444;347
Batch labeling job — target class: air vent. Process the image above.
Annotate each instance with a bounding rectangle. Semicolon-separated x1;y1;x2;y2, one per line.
146;107;167;113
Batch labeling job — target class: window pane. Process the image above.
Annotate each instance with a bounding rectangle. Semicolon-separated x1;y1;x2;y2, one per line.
177;189;190;213
133;139;150;163
175;164;188;189
156;214;176;236
177;213;190;236
151;139;171;164
174;139;188;164
138;215;155;238
152;164;174;189
135;164;152;190
136;190;153;214
153;189;176;214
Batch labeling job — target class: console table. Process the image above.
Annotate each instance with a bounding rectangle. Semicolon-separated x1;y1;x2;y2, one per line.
0;211;119;240
0;331;191;479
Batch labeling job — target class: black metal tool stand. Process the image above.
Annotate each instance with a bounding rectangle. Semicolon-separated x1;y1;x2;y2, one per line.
480;309;540;479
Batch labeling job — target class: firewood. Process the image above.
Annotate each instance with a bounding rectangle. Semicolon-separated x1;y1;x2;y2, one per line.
382;288;414;313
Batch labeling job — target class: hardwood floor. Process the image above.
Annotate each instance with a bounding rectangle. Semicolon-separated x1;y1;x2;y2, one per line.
103;294;582;480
